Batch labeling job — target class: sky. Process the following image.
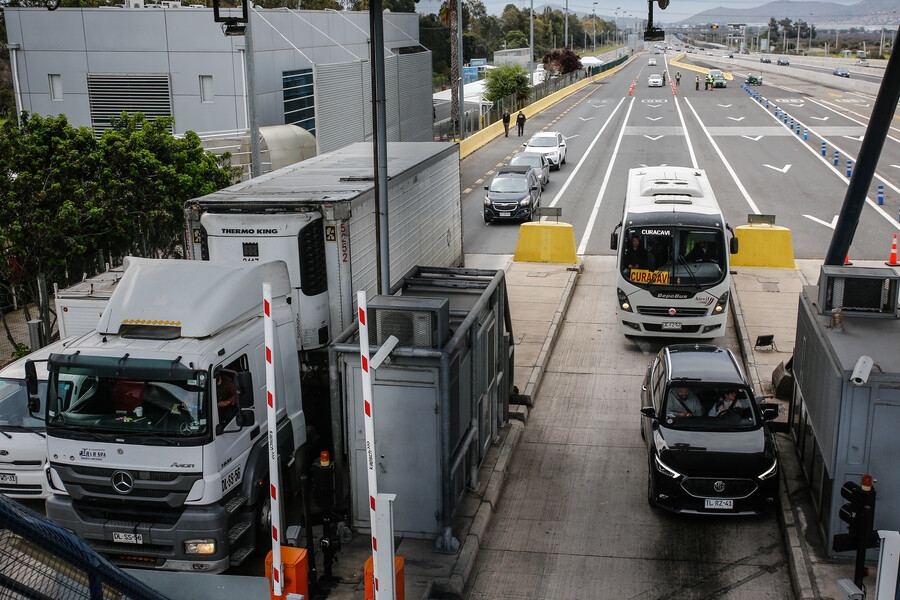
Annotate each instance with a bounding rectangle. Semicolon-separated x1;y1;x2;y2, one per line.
415;0;856;23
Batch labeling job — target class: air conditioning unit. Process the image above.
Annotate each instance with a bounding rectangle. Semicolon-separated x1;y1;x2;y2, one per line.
818;265;900;318
368;296;450;349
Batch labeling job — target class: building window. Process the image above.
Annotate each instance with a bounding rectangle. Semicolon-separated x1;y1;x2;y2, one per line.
49;74;63;101
199;75;214;103
283;69;315;137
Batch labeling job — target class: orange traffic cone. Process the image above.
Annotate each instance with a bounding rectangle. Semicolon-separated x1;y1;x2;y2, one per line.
845;253;853;266
887;234;899;266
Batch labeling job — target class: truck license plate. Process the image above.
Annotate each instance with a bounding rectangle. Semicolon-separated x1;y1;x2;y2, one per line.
0;473;15;484
705;499;733;509
113;532;143;545
661;322;682;331
499;211;511;217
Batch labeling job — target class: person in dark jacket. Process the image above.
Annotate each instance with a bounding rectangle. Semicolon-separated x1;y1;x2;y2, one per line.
502;109;511;137
516;111;526;136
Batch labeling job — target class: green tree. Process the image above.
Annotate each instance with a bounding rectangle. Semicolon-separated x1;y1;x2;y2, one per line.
0;112;237;312
542;47;580;76
482;62;530;103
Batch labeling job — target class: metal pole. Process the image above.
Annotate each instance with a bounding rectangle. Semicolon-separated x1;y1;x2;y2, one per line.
369;0;390;295
825;26;900;267
592;3;596;53
564;0;568;48
245;15;261;179
457;0;465;140
529;0;534;84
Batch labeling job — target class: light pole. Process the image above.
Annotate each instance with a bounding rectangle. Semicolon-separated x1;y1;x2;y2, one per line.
615;6;620;54
564;0;568;49
796;18;801;54
592;2;597;54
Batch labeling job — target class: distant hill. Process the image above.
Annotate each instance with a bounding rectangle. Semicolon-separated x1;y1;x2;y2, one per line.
673;0;898;27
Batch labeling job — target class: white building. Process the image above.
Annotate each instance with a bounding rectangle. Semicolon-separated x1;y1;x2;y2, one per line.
4;6;433;157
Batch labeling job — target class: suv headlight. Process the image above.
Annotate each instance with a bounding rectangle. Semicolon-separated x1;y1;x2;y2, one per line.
758;458;778;480
654;454;681;479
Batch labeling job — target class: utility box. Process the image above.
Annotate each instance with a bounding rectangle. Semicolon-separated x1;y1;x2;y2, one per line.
331;266;513;543
790;266;900;558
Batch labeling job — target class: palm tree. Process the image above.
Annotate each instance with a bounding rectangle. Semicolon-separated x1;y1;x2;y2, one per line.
439;0;460;136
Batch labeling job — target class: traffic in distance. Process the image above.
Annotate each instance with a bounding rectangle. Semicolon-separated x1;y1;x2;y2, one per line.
457;42;897;598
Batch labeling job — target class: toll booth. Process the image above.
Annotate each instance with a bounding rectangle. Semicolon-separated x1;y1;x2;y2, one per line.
329;266;513;549
790;265;900;559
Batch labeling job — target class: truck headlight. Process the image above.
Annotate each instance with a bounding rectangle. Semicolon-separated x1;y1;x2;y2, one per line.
184;539;217;555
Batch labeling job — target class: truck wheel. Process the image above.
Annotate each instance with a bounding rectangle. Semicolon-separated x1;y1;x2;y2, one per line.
254;483;272;555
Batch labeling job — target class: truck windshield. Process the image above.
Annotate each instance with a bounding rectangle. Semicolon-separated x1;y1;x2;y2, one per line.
45;355;208;439
0;379;46;430
620;226;727;288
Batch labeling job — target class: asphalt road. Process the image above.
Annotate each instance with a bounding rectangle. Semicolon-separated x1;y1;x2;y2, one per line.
456;52;898;599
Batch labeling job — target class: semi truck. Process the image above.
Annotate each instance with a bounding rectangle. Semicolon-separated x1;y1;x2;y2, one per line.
32;257;304;574
31;141;464;573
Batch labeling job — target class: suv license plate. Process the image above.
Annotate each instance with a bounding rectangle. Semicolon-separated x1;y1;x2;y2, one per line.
499;211;511;217
113;532;143;545
661;322;682;331
705;499;733;509
0;473;16;484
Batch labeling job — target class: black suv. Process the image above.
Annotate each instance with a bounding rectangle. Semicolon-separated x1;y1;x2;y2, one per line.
483;165;541;223
639;344;779;515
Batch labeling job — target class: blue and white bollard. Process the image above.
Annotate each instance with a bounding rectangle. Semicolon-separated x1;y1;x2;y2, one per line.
804;128;808;141
878;185;884;205
822;142;827;156
846;159;852;177
834;150;840;166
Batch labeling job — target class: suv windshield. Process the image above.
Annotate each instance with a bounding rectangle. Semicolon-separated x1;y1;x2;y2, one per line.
489;176;529;193
662;385;759;430
528;137;557;148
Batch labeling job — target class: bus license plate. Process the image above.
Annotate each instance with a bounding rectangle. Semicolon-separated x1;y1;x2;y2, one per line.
661;322;682;331
705;499;733;510
113;532;143;544
499;211;511;217
0;473;16;484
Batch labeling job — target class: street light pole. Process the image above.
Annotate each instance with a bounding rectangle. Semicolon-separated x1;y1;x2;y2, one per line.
592;2;597;53
564;0;568;48
796;18;801;54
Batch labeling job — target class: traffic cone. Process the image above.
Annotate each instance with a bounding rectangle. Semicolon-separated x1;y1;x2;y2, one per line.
887;234;899;266
845;253;853;266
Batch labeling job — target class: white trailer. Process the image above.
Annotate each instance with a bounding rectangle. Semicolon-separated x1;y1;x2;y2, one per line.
184;141;463;351
55;266;124;339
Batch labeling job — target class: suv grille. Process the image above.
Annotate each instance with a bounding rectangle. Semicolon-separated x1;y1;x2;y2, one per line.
681;477;757;499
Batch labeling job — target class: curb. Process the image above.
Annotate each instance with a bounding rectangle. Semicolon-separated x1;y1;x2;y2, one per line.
731;275;813;600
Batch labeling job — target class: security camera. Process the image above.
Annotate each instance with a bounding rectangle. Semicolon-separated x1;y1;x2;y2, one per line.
851;355;873;386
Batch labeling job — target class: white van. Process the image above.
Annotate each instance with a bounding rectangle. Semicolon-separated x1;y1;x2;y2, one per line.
0;339;71;500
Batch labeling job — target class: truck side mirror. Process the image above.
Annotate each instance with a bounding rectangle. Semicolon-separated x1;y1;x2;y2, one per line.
24;361;41;415
730;237;739;255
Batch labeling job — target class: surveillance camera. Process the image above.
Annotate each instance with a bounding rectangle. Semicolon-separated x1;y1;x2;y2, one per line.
851;355;873;386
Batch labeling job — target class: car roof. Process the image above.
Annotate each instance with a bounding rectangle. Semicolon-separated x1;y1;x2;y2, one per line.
529;131;560;138
511;152;546;162
662;344;747;386
496;165;532;175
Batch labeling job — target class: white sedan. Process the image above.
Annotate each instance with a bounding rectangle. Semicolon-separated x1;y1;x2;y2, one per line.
648;73;664;87
648;58;657;66
522;132;567;170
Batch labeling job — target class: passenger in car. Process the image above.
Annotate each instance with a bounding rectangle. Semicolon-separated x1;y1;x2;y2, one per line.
667;387;703;417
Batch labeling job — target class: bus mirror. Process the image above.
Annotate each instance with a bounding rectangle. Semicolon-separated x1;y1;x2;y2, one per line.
610;233;618;250
730;237;739;254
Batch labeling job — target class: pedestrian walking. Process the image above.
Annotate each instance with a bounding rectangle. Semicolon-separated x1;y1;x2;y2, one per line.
516;111;526;137
502;109;511;137
675;71;681;86
662;71;667;84
695;75;700;91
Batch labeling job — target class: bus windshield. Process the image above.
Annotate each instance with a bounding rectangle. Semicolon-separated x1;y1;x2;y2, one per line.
620;226;727;288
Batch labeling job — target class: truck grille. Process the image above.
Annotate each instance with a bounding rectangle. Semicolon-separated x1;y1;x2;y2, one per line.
53;463;201;508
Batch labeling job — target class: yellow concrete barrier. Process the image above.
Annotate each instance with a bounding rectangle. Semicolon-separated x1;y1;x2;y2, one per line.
731;224;796;268
513;222;578;264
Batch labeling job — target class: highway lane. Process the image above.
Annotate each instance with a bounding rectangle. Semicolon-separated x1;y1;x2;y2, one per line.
462;55;900;262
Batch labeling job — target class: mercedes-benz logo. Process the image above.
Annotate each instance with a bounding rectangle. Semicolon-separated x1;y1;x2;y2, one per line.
111;470;135;495
713;480;726;493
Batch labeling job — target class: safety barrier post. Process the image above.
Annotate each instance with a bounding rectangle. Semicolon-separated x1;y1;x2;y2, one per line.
821;142;827;156
878;185;884;205
804;128;808;140
834;150;840;166
846;159;852;177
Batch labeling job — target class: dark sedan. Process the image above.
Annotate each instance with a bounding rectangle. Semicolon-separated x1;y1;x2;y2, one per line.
640;345;780;515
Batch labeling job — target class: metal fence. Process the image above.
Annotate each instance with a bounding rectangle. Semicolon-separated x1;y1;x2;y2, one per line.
0;494;171;600
433;55;628;141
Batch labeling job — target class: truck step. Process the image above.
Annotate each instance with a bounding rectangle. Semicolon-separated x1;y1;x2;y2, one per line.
230;545;254;565
223;495;249;514
227;520;252;543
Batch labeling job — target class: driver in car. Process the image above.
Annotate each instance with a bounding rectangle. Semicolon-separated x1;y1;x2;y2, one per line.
708;389;749;416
